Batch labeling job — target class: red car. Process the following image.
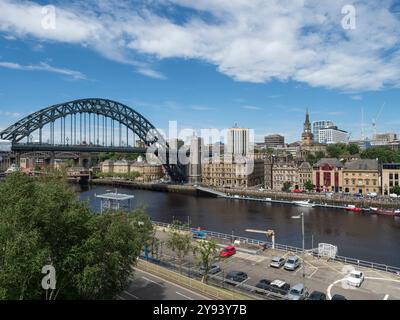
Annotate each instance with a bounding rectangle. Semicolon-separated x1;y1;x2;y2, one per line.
220;246;236;258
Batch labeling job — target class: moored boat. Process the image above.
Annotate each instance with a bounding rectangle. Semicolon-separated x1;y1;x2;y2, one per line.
370;208;397;216
346;205;362;213
293;200;315;208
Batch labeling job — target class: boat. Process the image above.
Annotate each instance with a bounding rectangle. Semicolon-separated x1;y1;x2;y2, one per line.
293;200;315;208
345;205;362;213
369;207;399;216
265;198;272;202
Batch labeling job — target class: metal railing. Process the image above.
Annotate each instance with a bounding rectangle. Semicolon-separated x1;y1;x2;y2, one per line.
152;220;400;275
139;255;286;300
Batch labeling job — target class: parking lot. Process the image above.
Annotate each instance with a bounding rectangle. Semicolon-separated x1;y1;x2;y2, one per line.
155;229;400;300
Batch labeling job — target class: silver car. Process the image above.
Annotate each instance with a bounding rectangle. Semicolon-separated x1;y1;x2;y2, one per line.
288;283;308;300
284;256;300;271
270;256;286;268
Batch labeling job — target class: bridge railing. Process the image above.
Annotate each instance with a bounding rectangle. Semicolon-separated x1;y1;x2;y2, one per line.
152;220;400;275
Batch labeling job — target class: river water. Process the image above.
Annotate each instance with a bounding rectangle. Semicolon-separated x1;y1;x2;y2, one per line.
78;185;400;267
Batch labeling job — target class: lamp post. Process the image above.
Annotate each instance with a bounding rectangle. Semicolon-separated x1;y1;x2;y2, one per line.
292;212;305;281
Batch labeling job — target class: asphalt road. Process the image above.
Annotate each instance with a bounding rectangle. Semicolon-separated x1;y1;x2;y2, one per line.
117;268;209;300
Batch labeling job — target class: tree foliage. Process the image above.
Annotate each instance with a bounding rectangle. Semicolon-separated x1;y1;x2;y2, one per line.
282;181;292;192
304;179;314;192
390;186;400;196
361;146;400;164
166;220;193;273
193;239;219;283
0;173;153;300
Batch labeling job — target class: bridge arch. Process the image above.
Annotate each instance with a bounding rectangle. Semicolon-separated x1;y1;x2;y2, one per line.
0;98;185;181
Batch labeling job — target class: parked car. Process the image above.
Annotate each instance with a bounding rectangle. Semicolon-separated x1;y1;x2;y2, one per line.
220;246;236;258
255;279;272;294
367;192;378;198
390;193;398;198
199;264;221;276
288;283;308;300
270;256;286;269
346;270;364;287
307;291;327;300
192;230;207;240
269;280;291;296
331;294;347;300
225;271;248;284
284;256;301;271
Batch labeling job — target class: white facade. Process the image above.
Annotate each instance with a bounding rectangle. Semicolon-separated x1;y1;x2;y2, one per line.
318;127;349;144
312;120;334;142
226;127;250;156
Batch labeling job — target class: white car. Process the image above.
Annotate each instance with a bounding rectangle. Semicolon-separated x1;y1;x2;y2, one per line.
347;270;364;287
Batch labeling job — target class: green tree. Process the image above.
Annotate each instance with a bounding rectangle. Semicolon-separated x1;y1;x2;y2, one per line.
347;143;360;155
166;220;193;274
193;239;219;283
390;186;400;196
361;146;400;164
304;180;314;192
282;181;292;192
0;173;153;300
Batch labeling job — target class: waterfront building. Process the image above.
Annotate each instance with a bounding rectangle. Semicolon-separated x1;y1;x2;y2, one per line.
313;158;343;192
201;156;264;188
100;158;164;182
272;161;299;191
188;135;204;185
264;134;285;149
318;126;349;144
343;159;380;195
298;162;312;190
264;157;273;189
300;110;327;159
130;161;164;183
226;126;250;156
312;120;334;142
381;163;400;195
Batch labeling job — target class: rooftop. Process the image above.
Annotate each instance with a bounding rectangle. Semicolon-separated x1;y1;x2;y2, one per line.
344;159;379;171
95;192;135;201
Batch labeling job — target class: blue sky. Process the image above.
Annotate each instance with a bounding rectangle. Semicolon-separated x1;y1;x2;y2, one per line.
0;0;400;142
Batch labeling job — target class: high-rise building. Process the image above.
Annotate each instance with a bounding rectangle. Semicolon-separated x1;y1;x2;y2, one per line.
264;134;285;148
312;120;334;142
373;133;398;142
226;126;250;156
318;126;349;144
189;135;204;184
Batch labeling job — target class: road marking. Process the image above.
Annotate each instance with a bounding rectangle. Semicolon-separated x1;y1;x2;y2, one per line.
384;294;389;300
326;279;346;300
133;268;210;300
142;276;163;287
308;268;318;279
176;291;194;300
123;291;140;300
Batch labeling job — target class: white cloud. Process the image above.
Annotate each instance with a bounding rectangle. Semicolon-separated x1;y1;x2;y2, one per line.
0;0;399;90
241;105;261;110
0;110;21;117
0;60;86;80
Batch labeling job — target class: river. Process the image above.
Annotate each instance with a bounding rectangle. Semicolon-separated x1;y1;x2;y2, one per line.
78;185;400;267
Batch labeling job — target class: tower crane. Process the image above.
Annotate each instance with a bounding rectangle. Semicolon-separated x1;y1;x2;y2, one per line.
372;102;385;137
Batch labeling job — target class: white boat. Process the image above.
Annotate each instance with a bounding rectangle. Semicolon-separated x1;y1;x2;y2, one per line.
293;200;315;208
265;198;272;202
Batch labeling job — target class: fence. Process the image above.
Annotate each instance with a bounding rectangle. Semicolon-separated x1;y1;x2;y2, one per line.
152;220;400;275
138;255;286;300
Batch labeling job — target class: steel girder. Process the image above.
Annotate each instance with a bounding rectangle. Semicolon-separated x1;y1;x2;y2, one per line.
0;98;185;181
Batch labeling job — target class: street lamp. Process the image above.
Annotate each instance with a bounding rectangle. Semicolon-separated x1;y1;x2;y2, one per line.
291;212;306;281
